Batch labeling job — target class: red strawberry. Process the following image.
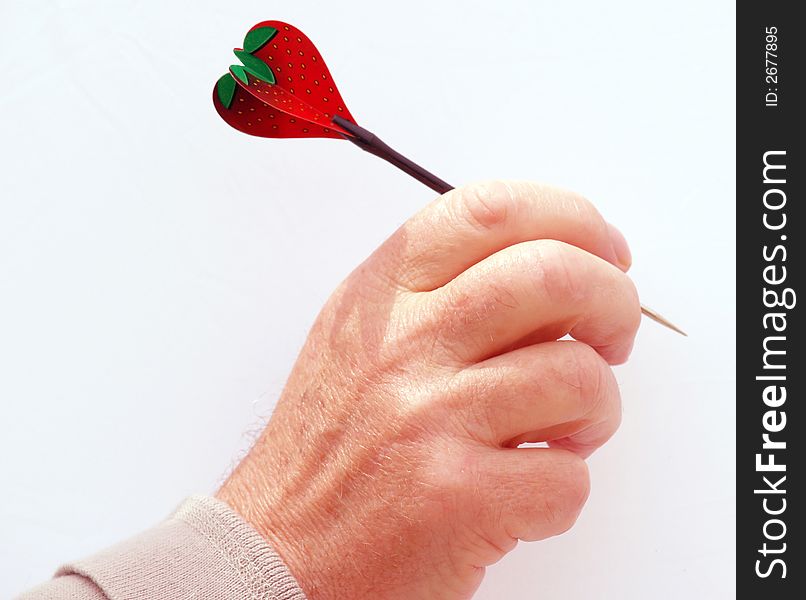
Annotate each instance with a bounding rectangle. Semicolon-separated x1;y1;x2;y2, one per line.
213;21;357;139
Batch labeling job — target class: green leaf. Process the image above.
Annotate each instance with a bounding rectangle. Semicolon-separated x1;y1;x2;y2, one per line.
233;50;276;84
230;65;249;85
215;73;237;109
243;26;278;53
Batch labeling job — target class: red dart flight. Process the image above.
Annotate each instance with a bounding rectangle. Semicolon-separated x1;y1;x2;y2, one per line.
212;21;453;196
213;21;357;139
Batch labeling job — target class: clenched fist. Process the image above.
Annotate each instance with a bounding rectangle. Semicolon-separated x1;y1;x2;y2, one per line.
218;180;641;599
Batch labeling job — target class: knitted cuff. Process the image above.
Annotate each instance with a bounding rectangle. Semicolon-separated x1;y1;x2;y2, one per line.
55;495;307;600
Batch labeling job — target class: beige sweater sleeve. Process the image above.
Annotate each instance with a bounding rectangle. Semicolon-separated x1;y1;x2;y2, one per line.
17;496;307;600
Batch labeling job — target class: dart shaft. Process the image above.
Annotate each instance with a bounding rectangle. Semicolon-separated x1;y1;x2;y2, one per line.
332;117;452;194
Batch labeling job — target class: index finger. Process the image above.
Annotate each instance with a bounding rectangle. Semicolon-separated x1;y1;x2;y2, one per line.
378;180;631;292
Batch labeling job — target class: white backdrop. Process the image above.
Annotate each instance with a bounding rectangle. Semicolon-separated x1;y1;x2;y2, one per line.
0;1;735;597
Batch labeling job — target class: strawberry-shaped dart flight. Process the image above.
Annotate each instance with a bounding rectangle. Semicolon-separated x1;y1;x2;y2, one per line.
212;21;686;335
213;20;452;192
213;22;355;139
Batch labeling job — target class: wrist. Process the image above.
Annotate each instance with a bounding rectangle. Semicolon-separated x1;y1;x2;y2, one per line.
216;440;337;599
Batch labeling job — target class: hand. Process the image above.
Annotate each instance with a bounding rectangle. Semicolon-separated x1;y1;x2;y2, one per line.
217;180;640;599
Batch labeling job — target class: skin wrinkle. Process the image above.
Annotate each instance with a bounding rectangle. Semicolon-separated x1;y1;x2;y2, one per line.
216;180;640;600
457;344;611;448
458;182;510;233
431;276;524;365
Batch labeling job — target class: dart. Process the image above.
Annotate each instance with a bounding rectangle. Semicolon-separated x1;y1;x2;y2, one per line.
213;21;686;336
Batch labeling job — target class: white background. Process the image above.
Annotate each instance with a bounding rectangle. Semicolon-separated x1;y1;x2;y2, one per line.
0;1;735;598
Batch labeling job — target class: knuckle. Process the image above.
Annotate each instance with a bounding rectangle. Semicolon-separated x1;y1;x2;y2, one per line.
516;453;592;540
449;371;506;442
427;300;476;365
563;342;610;415
567;457;592;511
565;343;623;442
563;190;607;236
532;240;583;303
429;282;519;365
435;443;485;500
395;294;468;366
546;456;590;534
609;397;624;436
537;183;608;241
453;181;511;232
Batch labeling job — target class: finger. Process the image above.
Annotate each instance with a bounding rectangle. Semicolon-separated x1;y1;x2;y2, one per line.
430;239;641;365
451;341;621;457
469;447;590;555
378;181;632;292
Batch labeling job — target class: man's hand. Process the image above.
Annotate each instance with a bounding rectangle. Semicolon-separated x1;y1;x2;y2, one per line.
217;181;640;599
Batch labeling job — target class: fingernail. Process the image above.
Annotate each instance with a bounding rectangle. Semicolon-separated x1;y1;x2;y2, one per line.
607;222;632;271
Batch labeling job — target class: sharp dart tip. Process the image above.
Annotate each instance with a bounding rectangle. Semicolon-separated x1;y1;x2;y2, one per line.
640;305;687;336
